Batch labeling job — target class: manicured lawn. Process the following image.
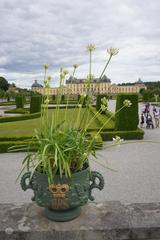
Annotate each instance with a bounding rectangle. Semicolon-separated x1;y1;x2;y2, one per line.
0;108;114;138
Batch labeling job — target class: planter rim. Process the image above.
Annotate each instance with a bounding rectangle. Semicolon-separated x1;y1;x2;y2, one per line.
34;164;90;179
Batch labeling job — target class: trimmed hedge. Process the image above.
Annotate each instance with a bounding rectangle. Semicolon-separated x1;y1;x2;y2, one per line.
49;100;78;104
96;94;108;112
30;95;42;113
100;128;144;141
0;133;103;153
4;108;29;114
52;95;56;101
0;112;40;123
61;95;65;101
0;141;29;153
115;93;139;131
77;94;81;102
0;101;15;106
0;136;33;141
0;129;144;152
15;94;25;108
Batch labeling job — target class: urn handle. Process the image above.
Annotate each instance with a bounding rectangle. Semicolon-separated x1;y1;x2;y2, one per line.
89;171;104;201
21;172;33;191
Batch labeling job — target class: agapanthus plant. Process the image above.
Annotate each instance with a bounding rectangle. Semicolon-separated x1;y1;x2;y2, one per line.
11;45;132;184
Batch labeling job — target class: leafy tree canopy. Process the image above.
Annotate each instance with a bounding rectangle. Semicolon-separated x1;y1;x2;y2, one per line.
0;76;9;91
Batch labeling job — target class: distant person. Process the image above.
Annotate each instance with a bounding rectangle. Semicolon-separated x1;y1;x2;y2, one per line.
146;113;154;129
154;111;159;128
140;113;145;128
152;106;157;117
143;103;150;117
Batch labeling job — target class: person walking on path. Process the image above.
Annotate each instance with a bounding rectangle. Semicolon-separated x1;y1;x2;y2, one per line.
146;113;154;129
140;113;145;128
154;111;159;128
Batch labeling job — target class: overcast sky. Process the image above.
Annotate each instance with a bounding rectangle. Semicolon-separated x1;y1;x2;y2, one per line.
0;0;160;88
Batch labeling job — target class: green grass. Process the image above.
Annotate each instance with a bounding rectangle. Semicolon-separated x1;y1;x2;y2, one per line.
0;108;111;138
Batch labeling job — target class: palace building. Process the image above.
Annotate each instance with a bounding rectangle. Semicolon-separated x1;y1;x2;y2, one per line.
31;76;146;96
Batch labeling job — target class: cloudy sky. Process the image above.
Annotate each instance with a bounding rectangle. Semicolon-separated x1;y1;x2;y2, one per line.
0;0;160;88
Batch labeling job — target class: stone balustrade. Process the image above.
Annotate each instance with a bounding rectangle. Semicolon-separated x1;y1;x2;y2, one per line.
0;201;160;240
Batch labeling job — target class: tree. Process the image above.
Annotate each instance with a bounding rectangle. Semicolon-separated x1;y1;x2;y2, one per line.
142;89;153;101
0;76;9;91
0;89;5;100
139;88;146;95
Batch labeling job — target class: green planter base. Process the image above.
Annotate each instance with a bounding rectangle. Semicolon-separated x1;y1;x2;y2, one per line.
21;169;104;221
44;206;81;222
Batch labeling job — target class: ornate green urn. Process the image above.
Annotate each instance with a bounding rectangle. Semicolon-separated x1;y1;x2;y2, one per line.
21;167;104;221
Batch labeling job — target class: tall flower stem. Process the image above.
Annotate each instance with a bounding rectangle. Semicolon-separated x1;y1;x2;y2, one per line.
89;51;92;81
87;105;126;150
55;68;62;127
83;107;102;131
99;55;112;80
64;66;77;128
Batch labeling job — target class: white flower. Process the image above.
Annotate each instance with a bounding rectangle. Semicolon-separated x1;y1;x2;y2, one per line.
44;79;50;88
78;104;82;108
43;64;49;69
101;97;108;106
44;98;50;105
101;104;107;112
107;47;119;56
73;64;78;69
123;99;132;107
47;76;52;81
63;69;69;75
112;136;124;144
86;44;96;52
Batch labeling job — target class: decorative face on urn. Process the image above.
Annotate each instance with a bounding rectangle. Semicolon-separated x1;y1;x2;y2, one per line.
48;184;70;198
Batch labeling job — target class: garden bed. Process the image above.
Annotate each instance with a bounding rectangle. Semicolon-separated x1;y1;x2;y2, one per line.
0;108;111;152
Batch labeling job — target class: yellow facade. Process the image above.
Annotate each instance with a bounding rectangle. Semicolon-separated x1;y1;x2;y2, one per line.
32;81;146;95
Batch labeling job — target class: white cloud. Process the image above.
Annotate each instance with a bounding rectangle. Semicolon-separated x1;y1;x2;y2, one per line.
0;0;160;88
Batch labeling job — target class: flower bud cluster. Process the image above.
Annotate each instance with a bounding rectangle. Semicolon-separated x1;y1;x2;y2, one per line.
107;48;119;56
101;97;108;112
112;135;124;144
44;76;51;88
44;98;50;105
123;99;132;107
86;44;96;52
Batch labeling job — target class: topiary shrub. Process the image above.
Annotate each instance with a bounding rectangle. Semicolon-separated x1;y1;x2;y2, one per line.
15;94;24;108
96;94;108;112
30;95;42;113
77;94;81;102
52;95;56;101
115;93;138;131
61;95;65;101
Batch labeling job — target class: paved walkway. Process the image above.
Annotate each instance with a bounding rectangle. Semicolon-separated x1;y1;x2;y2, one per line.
0;125;159;204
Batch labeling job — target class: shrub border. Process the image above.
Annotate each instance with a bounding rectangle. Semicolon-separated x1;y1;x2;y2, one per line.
0;112;40;123
100;128;144;141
